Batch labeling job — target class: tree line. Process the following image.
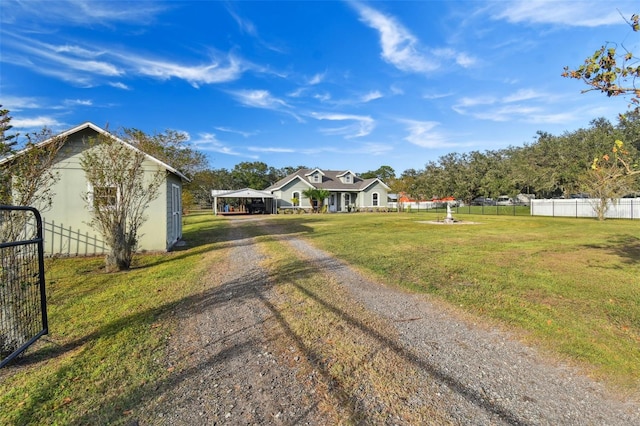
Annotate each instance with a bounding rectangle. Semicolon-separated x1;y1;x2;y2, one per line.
392;114;640;203
180;113;640;212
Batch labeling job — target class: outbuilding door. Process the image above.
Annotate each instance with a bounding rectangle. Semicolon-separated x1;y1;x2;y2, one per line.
171;184;182;242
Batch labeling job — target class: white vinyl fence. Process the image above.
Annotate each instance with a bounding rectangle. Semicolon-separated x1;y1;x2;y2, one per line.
530;198;640;220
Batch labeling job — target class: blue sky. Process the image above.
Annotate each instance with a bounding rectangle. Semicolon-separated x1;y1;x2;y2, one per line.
1;1;638;175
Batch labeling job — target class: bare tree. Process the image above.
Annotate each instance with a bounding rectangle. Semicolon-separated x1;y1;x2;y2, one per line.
80;129;164;272
0;112;65;356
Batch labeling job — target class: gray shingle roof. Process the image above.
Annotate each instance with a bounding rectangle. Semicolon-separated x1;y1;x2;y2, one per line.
267;168;387;192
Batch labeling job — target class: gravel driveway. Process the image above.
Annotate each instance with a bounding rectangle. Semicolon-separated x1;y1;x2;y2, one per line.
136;217;639;425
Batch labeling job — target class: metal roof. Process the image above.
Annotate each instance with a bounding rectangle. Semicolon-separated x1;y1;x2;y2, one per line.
212;188;275;199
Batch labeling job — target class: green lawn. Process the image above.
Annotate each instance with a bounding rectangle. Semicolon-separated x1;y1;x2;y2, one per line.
0;212;230;425
1;211;638;424
267;212;640;389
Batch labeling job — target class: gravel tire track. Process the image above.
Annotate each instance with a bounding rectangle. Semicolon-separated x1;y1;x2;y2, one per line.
135;219;330;425
137;217;639;425
282;232;640;425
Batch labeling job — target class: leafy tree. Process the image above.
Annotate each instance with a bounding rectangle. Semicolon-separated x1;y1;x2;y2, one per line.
302;188;330;213
231;161;271;189
124;128;207;178
80;129;164;272
0;128;66;213
182;190;196;214
0;106;18;157
185;168;234;208
563;13;640;183
580;140;639;220
616;108;640;152
562;14;640;108
276;165;308;180
395;168;423;200
360;165;396;182
314;189;331;212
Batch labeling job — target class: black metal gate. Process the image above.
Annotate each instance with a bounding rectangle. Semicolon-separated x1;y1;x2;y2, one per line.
0;206;48;368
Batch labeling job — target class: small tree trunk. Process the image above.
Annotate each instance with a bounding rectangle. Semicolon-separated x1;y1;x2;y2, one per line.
105;223;132;272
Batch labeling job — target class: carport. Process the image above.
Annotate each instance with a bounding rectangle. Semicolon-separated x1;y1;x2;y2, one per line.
212;188;276;215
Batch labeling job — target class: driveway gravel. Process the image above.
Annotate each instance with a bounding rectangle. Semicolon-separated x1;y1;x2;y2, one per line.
136;217;639;425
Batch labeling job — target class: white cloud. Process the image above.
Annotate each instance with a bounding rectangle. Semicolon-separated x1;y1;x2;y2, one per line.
454;96;497;110
1;0;169;26
225;3;285;53
400;119;453;148
311;112;375;138
493;1;635;27
287;87;306;98
109;82;130;90
2;31;250;88
502;89;546;103
361;90;383;102
390;84;404;95
352;2;438;73
64;99;93;106
1;96;43;110
230;89;289;109
11;116;63;129
5;36;123;77
229;89;304;122
226;6;257;36
247;146;295;153
453;89;567;123
191;132;245;156
359;142;393;156
308;72;326;85
1;34;120;86
214;127;257;138
471;105;542;122
128;54;246;88
423;92;453;100
455;52;476;68
313;92;332;102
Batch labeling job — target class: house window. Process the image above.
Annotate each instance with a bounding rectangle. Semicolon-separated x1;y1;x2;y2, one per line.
344;193;350;206
292;191;300;206
345;175;351;183
372;192;379;207
93;186;117;209
313;174;320;183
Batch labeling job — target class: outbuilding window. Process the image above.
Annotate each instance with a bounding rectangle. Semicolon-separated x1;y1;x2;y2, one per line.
87;183;118;210
372;192;379;207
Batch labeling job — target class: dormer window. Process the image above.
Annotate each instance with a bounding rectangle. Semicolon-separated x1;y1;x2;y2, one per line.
313;174;320;183
337;170;355;184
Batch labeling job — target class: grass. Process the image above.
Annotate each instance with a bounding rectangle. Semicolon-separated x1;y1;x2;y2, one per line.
266;212;640;390
0;212;230;425
1;211;638;423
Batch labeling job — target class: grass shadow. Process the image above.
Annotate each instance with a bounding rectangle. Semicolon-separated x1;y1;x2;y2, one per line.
583;234;640;265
